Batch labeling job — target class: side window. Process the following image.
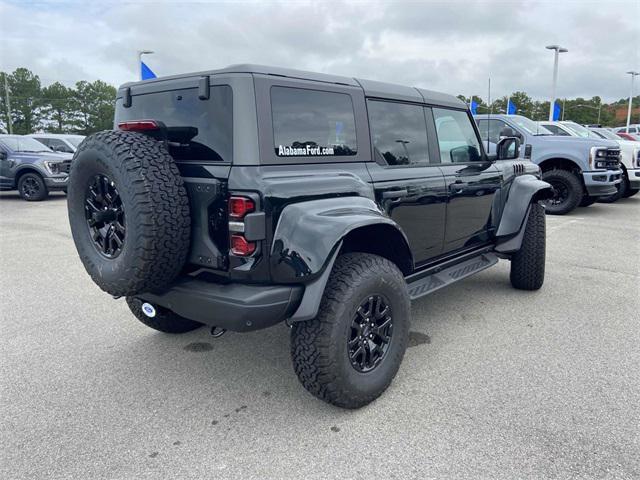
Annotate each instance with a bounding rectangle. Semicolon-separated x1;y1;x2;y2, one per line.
544;125;570;136
48;139;74;153
34;138;50;147
271;87;357;157
367;100;430;166
433;108;483;163
476;119;511;144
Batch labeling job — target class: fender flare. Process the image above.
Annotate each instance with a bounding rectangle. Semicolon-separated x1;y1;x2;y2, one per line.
495;174;552;252
270;196;411;322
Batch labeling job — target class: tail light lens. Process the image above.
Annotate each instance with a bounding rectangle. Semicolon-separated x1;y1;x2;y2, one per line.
230;234;256;256
229;196;255;219
118;120;159;131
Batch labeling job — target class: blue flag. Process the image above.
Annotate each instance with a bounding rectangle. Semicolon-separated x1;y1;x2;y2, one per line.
507;99;516;115
553;101;561;121
470;100;478;115
141;61;157;80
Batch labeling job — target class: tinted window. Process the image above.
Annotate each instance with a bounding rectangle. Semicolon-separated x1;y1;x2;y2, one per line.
115;85;233;162
476;119;512;144
544;124;570;136
367;100;430;166
271;87;356;157
48;138;74;153
434;109;482;163
33;137;51;147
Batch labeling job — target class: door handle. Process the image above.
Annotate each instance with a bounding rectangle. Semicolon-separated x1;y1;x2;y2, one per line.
382;188;409;199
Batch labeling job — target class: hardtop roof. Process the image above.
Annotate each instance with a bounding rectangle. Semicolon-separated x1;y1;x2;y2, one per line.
119;63;465;109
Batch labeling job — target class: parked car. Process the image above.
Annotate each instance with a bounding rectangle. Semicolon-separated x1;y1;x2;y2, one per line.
27;133;85;153
613;125;640;141
589;127;640;200
538;121;602;139
616;131;639;142
0;135;72;200
475;114;622;214
66;64;552;408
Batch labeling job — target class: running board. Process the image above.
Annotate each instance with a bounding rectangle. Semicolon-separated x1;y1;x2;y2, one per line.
407;252;499;300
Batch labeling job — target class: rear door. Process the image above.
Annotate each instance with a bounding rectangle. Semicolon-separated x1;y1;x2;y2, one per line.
366;99;447;264
431;108;503;252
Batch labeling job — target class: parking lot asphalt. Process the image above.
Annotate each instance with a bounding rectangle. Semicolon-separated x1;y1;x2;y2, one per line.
1;191;639;480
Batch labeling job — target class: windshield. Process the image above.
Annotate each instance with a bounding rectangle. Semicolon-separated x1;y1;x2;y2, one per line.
0;136;53;153
509;116;553;135
561;122;598;138
592;129;620;141
67;137;84;148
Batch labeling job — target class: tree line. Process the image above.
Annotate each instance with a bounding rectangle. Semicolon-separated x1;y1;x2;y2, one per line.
1;67;638;136
0;68;116;135
457;91;639;126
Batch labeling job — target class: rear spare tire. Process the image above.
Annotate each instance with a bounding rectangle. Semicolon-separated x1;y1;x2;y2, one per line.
67;130;190;297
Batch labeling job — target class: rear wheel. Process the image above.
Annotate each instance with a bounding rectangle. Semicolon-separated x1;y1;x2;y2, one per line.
599;174;628;203
290;253;410;409
126;297;202;333
510;203;546;290
18;172;49;201
541;169;582;215
625;188;639;198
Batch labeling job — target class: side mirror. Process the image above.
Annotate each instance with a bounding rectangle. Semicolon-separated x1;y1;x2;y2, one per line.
496;137;520;160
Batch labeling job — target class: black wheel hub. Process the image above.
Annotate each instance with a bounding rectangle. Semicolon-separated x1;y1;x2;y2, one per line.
21;176;40;198
348;295;393;373
85;175;125;258
547;179;569;206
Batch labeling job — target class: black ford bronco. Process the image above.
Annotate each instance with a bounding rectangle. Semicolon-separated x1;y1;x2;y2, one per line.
67;65;552;408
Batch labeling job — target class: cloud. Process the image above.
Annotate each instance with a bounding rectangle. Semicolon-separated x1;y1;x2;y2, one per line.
1;0;638;102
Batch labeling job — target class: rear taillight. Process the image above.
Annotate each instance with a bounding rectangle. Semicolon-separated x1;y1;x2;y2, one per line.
118;120;159;131
230;234;256;256
228;195;257;256
229;196;255;219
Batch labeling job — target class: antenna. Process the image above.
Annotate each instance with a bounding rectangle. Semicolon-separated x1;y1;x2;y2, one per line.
486;78;491;153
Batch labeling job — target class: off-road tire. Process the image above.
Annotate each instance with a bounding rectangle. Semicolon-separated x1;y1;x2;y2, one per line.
18;172;49;201
126;297;202;333
290;253;410;409
67;130;190;297
510;202;545;290
579;195;596;207
541;168;583;215
599;173;628;203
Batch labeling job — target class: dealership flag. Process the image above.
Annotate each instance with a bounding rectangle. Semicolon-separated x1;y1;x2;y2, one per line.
470;100;479;115
141;61;157;80
507;99;516;115
553;101;561;121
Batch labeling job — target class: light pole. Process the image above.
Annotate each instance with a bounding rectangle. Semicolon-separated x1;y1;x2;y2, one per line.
546;45;568;121
137;50;154;80
625;71;639;132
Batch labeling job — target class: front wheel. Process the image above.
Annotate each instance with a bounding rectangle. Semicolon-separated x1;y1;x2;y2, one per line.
510;203;546;290
18;172;49;201
541;169;582;215
598;175;628;203
290;253;410;409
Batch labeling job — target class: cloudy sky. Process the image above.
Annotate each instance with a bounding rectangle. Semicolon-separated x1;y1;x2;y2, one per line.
1;0;638;102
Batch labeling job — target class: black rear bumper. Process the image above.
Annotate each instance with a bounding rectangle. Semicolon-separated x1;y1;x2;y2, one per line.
138;277;303;332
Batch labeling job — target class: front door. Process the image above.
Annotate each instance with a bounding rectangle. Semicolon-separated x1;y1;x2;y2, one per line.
430;107;503;253
366;99;447;264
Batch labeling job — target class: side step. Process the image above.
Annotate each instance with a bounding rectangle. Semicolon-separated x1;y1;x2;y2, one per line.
407;252;499;300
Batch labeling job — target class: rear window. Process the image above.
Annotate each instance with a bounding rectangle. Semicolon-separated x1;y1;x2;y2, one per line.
115;85;232;162
271;86;357;157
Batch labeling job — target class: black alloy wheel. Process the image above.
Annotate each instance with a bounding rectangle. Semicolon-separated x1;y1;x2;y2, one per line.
547;178;570;208
21;176;41;199
84;174;125;258
348;294;393;373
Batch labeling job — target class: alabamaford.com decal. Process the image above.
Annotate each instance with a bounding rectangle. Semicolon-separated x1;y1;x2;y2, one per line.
278;144;335;156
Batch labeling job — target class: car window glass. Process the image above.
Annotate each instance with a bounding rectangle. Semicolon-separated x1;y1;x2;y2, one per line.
367;100;430;166
434;109;483;163
48;139;74;152
477;119;510;144
544;125;570;136
271;87;357;157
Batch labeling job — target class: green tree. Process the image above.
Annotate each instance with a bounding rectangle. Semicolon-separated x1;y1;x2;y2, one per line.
71;80;116;135
1;68;42;134
41;82;74;133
